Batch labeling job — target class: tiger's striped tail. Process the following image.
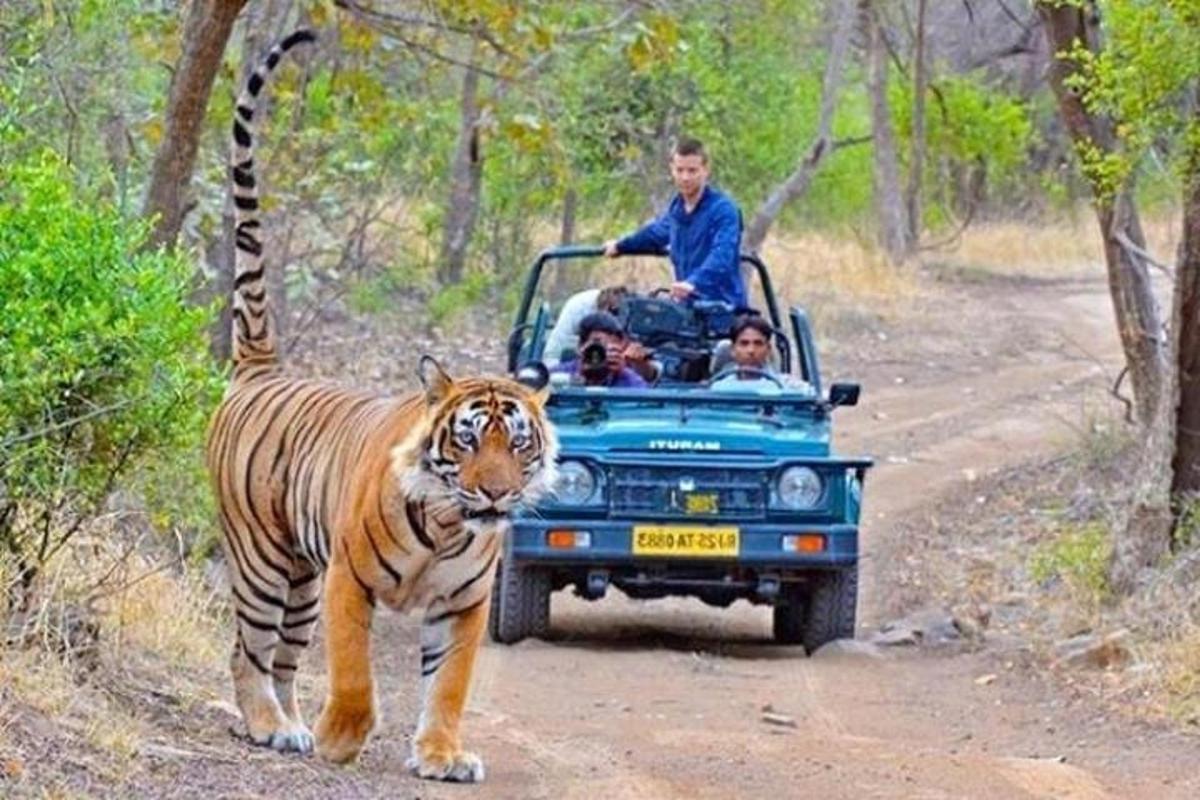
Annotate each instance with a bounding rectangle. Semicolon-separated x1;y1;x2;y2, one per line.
229;29;316;381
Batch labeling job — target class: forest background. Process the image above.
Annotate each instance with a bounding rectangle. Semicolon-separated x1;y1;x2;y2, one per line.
6;0;1200;790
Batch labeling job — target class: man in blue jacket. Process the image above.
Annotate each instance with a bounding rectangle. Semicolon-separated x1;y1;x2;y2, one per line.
602;137;747;309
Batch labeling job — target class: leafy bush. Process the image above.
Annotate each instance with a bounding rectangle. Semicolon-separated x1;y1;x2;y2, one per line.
1030;520;1113;611
0;150;222;597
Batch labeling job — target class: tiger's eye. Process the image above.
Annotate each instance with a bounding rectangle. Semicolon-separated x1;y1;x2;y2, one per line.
457;432;478;449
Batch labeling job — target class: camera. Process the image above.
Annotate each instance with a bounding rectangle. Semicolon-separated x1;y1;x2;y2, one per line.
580;341;609;380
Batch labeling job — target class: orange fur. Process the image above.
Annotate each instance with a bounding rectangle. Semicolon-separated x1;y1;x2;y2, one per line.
208;29;556;783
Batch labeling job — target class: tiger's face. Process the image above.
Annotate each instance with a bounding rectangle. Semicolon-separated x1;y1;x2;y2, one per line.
394;359;558;520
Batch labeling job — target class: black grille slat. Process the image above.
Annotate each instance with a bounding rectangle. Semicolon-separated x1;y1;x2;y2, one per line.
608;466;767;517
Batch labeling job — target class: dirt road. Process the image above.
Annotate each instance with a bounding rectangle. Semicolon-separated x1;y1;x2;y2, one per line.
37;274;1199;798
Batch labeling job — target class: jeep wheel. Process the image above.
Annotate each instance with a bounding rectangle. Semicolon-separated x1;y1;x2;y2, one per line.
772;584;806;644
489;558;551;644
802;565;858;654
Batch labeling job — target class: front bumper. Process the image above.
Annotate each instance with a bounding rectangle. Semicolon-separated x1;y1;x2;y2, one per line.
508;519;858;568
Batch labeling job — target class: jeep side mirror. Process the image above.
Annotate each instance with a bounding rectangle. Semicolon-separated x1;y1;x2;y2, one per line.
828;382;860;407
516;362;550;391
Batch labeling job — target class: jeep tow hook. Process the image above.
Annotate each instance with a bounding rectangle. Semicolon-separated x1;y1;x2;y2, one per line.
584;570;610;599
756;575;781;600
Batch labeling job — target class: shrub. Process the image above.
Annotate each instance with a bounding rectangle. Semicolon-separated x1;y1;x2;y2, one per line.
0;150;222;602
1029;520;1113;612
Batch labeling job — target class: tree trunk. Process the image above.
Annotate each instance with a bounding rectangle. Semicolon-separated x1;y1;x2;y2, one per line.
1038;1;1171;591
743;0;857;253
438;58;484;287
864;0;908;262
206;195;236;362
1172;102;1200;506
560;187;578;246
905;0;927;250
142;0;248;251
1037;0;1165;427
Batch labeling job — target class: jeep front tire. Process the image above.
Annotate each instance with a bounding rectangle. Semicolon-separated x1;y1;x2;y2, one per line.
489;558;550;644
801;565;858;654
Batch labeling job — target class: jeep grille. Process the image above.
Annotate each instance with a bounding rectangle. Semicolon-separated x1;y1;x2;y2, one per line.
608;466;767;518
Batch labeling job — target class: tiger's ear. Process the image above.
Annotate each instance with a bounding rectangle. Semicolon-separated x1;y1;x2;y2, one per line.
530;385;551;410
418;355;455;407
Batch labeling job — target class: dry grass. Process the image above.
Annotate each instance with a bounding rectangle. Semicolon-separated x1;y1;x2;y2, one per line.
104;560;226;673
0;519;227;777
1137;631;1200;725
761;231;917;307
929;213;1181;279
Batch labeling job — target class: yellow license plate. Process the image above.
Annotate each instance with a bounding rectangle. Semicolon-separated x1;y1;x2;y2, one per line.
683;492;719;515
632;525;740;557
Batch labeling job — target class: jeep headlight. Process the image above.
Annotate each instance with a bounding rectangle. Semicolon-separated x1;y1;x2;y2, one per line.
775;466;823;510
552;460;598;505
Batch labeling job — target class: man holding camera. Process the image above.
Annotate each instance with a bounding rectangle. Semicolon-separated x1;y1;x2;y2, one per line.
550;311;648;388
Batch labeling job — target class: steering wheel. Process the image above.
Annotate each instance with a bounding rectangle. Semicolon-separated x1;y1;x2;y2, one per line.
708;365;786;389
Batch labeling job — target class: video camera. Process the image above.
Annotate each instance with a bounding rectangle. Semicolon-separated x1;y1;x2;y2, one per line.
616;296;737;383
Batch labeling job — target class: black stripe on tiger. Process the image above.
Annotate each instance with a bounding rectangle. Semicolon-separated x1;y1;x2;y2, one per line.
405;500;436;550
424;596;486;627
448;550;498;600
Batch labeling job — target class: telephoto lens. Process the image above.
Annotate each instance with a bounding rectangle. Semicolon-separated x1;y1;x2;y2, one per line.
580;341;609;381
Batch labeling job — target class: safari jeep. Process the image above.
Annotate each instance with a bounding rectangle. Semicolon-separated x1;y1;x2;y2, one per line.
492;246;871;653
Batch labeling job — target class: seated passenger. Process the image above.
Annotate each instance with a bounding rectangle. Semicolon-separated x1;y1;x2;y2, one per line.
543;286;627;366
544;285;657;382
551;312;649;388
711;315;781;394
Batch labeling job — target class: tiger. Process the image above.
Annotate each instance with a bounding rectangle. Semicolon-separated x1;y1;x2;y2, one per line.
205;29;557;783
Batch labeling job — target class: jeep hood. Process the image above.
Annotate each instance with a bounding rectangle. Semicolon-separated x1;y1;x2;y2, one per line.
549;406;831;458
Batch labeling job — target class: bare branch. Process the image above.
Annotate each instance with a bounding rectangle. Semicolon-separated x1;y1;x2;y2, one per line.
332;1;514;79
917;194;980;252
1115;229;1174;279
0;399;135;449
1112;366;1135;424
832;134;873;150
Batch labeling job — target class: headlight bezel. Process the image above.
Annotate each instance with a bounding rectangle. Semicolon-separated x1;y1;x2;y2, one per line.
549;459;603;506
772;465;825;511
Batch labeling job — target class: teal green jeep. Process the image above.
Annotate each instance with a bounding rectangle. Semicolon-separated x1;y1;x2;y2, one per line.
491;246;871;653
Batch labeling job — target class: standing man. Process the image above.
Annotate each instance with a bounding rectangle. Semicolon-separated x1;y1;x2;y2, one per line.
603;137;747;309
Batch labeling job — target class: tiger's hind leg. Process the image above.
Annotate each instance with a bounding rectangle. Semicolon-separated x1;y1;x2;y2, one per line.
271;566;322;750
224;527;314;754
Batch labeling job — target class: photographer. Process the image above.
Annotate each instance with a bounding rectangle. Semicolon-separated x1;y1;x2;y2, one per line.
550;312;648;388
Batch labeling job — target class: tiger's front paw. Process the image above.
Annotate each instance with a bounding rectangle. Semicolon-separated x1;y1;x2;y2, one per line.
258;724;315;755
406;747;485;783
314;700;375;764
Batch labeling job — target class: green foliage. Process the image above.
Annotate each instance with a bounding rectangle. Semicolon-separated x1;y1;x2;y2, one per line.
1055;0;1200;203
1172;496;1200;550
891;71;1039;225
1030;520;1113;608
0;149;222;575
429;272;495;326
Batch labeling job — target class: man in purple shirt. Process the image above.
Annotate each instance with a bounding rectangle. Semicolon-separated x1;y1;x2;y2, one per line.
551;312;649;388
602;137;747;309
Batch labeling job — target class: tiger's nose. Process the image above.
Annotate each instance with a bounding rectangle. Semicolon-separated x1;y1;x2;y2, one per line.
480;485;502;501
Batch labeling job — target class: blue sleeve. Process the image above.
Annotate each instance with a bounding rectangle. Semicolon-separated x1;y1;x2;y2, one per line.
686;201;741;296
617;213;671;255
